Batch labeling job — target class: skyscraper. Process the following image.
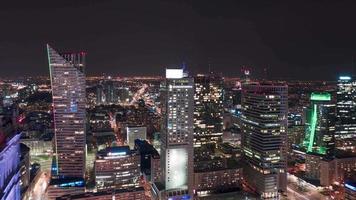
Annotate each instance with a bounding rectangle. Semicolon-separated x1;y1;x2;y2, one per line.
302;92;336;156
47;45;86;179
193;73;223;147
336;76;356;152
152;68;194;200
241;82;288;199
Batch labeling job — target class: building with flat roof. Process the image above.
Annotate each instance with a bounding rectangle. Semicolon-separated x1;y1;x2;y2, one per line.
241;82;288;199
194;73;223;147
336;76;356;153
152;68;194;200
56;187;145;200
320;151;356;186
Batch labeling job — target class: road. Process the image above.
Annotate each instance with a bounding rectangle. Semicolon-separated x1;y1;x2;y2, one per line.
28;171;50;200
286;173;328;200
130;84;148;105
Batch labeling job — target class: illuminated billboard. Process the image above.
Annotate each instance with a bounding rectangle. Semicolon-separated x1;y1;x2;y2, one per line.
166;69;183;79
166;148;188;190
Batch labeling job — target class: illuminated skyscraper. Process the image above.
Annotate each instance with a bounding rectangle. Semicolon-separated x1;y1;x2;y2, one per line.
241;82;288;199
152;68;194;200
193;73;223;147
47;45;86;179
336;76;356;152
303;92;336;156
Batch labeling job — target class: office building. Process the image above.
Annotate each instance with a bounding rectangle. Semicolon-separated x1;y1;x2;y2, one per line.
47;178;85;200
151;152;161;183
0;132;21;200
95;146;140;190
336;76;356;152
127;126;147;149
152;68;194;200
302;92;336;156
194;73;224;147
134;139;159;181
241;82;288;199
320;151;356;186
305;153;323;180
47;45;86;179
194;167;242;196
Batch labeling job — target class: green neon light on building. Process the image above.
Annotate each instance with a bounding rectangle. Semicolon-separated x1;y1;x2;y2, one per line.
307;104;317;152
310;92;331;101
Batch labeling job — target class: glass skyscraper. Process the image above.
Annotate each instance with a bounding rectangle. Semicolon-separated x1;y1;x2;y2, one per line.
241;82;288;199
336;76;356;152
47;45;86;179
153;69;194;200
193;73;223;147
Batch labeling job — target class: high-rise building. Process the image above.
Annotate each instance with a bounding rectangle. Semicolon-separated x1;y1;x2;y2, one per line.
336;76;356;152
152;68;194;200
193;73;223;147
302;92;336;156
241;82;288;199
47;45;86;179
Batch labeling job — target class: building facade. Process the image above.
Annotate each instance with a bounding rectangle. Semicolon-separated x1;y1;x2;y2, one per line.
320;152;356;186
241;82;288;199
193;73;223;147
336;76;356;152
47;45;86;179
57;187;145;200
95;146;140;190
0;133;21;200
194;167;242;196
126;126;147;149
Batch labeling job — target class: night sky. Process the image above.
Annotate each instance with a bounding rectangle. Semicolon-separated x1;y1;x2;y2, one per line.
1;0;356;80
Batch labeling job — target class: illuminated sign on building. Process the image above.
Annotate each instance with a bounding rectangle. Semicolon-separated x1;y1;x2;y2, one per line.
166;148;188;190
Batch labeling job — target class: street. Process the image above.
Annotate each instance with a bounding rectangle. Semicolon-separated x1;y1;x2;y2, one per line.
286;173;328;200
28;171;50;200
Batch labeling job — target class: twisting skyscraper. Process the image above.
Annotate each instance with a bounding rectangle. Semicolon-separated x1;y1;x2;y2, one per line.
47;45;86;179
241;82;288;199
152;68;194;200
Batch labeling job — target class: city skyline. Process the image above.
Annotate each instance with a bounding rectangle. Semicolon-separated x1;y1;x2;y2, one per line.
1;1;356;200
